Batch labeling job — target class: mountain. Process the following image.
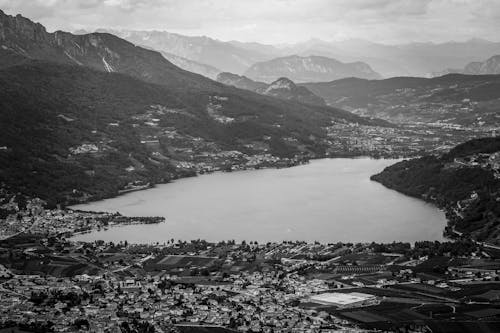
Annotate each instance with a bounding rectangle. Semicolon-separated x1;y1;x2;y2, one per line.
0;60;386;207
464;55;500;75
262;78;326;106
434;55;500;76
157;51;221;80
227;40;282;58
114;34;222;79
73;29;500;78
0;9;219;91
227;38;500;78
301;74;500;126
95;29;274;74
0;10;391;206
216;73;325;106
281;38;500;77
244;55;382;83
79;29;223;79
80;29;500;78
0;9;388;205
371;137;500;244
216;72;268;93
0;61;178;206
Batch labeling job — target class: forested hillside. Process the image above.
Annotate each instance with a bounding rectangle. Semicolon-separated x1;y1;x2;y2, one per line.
371;137;500;243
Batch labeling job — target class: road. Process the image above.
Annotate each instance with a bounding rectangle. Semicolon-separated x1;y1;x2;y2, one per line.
0;217;43;241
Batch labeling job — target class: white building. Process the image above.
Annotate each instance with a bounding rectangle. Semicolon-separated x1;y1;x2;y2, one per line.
308;292;378;309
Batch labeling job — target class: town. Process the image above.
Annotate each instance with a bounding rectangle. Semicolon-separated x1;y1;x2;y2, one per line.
1;189;500;332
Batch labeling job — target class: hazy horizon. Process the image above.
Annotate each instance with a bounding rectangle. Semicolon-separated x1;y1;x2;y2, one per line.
2;0;500;45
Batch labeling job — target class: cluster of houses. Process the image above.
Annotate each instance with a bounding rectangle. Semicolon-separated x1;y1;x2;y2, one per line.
451;151;500;178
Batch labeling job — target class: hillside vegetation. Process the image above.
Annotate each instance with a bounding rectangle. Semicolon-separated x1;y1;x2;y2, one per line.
0;61;385;206
302;74;500;126
371;137;500;243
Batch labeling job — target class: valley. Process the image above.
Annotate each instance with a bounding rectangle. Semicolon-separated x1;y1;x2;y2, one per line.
0;9;497;243
302;75;500;129
1;10;493;209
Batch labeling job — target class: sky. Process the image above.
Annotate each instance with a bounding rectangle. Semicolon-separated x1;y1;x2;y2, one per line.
1;0;500;44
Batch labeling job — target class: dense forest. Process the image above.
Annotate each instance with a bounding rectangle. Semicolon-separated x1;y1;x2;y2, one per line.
371;137;500;243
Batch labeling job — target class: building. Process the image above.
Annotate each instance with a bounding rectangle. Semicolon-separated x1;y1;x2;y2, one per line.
308;292;378;309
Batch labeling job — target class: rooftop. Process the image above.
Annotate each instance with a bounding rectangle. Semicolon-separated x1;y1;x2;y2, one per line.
308;292;376;306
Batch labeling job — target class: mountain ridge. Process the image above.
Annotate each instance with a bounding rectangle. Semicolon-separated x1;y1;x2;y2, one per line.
94;28;275;75
464;55;500;75
216;72;268;93
159;51;221;79
244;55;382;83
262;77;326;106
73;26;500;78
0;9;223;91
216;73;326;106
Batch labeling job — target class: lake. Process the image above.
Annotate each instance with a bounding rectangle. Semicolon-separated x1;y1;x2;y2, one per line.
70;158;447;244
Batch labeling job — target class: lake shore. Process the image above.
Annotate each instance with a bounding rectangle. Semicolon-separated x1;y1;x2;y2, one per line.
70;158;446;244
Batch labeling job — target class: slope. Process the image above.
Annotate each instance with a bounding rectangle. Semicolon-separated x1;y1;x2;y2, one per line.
371;137;500;244
301;74;500;126
0;61;385;206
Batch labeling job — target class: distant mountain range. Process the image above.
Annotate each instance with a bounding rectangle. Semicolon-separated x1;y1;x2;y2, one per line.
232;38;500;78
0;9;385;204
216;72;325;106
94;28;274;75
244;55;381;83
273;38;500;78
464;55;500;75
89;29;500;79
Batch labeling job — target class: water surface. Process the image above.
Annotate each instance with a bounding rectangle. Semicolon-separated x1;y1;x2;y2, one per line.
71;158;446;243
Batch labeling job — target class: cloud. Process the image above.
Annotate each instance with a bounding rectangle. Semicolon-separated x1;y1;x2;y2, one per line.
0;0;499;43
